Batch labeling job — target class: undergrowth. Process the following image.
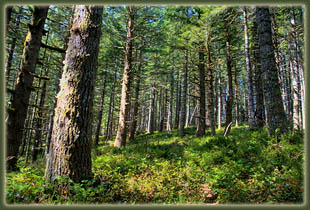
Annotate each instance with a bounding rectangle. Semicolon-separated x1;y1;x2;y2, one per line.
6;125;304;204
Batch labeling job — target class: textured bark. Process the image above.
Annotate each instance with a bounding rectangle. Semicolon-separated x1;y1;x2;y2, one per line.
289;8;303;130
147;86;155;134
243;7;255;129
206;38;216;136
129;51;142;141
224;37;233;136
6;7;23;88
256;7;287;135
174;68;181;129
45;12;72;156
179;50;188;137
252;14;265;128
6;6;49;170
114;7;135;148
196;43;206;137
94;77;107;145
234;69;239;127
45;6;103;185
166;63;174;134
217;71;222;129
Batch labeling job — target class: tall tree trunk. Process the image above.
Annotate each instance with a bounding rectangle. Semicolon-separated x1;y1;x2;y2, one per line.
174;68;181;129
45;13;72;156
234;69;240;127
6;6;49;170
224;37;234;136
45;6;103;186
290;7;304;130
243;7;255;129
147;85;155;134
167;62;174;134
94;76;107;145
129;51;142;141
179;49;188;137
256;7;287;135
206;36;216;135
252;13;265;128
217;70;222;129
114;7;135;148
196;43;206;137
6;7;23;88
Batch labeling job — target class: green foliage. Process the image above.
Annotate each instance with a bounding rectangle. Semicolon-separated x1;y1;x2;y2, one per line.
6;126;304;204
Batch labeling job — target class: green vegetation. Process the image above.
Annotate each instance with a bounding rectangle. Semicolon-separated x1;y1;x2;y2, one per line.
6;126;304;204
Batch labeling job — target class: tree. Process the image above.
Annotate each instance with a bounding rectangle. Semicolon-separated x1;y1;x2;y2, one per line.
114;6;136;148
243;7;256;129
256;7;287;135
45;6;103;186
6;6;49;170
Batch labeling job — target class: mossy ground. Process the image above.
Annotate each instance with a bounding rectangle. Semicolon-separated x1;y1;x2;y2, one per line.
6;125;304;205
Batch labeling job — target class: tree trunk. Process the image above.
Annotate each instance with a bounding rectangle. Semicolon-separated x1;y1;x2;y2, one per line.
45;6;103;186
224;37;233;136
252;13;265;128
6;6;49;171
129;51;142;141
5;7;23;88
196;43;206;137
206;37;216;135
114;7;135;148
179;49;188;137
147;86;155;134
174;68;181;129
217;71;222;129
94;77;107;145
166;62;174;134
243;7;255;129
256;7;287;135
234;69;240;127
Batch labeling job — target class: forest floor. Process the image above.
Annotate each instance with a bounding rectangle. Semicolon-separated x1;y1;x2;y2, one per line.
6;125;304;205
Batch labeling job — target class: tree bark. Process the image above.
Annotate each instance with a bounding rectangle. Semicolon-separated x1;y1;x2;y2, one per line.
129;51;143;141
45;6;103;186
174;68;181;129
224;37;233;136
5;7;23;88
196;43;206;137
217;70;222;129
243;7;255;129
252;13;265;128
166;61;174;134
147;85;155;134
206;37;216;135
114;7;136;148
179;49;188;137
256;7;287;135
6;6;49;170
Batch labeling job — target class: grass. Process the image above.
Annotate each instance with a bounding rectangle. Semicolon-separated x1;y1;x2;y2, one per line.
6;125;304;205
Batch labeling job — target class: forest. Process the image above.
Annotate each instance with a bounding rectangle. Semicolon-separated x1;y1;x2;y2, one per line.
4;4;305;205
